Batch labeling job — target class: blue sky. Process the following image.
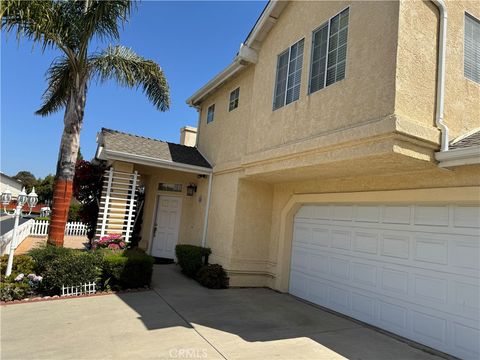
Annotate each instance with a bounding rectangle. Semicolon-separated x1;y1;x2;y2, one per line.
1;1;266;178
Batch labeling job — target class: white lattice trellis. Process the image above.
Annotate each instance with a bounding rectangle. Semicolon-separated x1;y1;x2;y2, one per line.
96;168;139;242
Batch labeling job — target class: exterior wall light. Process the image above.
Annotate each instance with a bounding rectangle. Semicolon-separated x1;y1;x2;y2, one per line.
186;183;197;196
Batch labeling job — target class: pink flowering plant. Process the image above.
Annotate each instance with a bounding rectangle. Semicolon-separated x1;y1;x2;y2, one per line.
92;234;126;251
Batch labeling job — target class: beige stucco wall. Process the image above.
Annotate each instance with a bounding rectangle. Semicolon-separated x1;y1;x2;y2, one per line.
395;0;480;139
198;1;400;167
203;171;240;268
132;165;208;252
197;66;255;166
191;1;480;289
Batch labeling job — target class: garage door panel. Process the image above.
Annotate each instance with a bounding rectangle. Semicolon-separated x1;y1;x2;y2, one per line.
382;205;411;224
351;292;376;321
328;285;350;311
381;233;410;259
451;237;480;272
414;205;450;227
412;310;447;344
290;203;480;359
352;262;377;288
413;274;448;305
332;205;353;221
452;322;480;358
453;205;480;228
353;231;379;254
331;230;351;250
413;235;448;265
293;224;311;245
330;257;350;280
311;227;330;248
355;205;381;223
380;267;409;295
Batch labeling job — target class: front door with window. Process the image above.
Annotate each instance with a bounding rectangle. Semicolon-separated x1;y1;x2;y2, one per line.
151;195;182;259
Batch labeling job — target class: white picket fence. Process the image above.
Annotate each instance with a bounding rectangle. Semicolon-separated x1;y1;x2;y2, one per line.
30;220;88;237
0;219;88;256
61;282;96;297
0;219;35;255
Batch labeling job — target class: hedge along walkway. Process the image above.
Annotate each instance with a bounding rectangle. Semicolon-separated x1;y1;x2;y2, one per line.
15;235;88;254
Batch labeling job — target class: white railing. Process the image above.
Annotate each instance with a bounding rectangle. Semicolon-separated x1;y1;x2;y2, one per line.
30;220;88;237
0;219;35;255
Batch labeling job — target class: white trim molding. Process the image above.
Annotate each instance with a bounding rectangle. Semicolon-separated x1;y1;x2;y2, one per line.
435;145;480;167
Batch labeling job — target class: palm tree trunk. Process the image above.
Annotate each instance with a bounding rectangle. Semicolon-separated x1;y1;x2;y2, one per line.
48;78;86;247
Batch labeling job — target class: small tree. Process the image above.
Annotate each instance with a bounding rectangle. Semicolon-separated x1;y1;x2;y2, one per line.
73;160;105;240
36;174;55;204
13;171;37;190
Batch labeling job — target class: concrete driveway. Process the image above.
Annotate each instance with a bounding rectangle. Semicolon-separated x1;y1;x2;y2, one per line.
1;265;445;360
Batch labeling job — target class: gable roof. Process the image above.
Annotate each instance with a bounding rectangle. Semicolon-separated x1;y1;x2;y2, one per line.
97;128;211;171
186;1;288;106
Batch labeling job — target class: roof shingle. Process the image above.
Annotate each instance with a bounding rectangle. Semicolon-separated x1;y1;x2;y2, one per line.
450;130;480;150
100;128;211;168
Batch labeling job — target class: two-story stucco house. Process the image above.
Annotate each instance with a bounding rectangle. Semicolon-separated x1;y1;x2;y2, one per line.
95;1;480;358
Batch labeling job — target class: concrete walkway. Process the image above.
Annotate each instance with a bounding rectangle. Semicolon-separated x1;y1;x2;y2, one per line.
1;265;445;360
15;235;88;254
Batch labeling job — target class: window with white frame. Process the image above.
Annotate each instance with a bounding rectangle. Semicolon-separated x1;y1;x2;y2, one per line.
273;39;305;110
465;13;480;84
206;104;215;123
309;8;349;94
229;87;240;111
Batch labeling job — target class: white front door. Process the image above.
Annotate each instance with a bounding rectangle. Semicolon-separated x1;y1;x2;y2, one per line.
151;195;182;259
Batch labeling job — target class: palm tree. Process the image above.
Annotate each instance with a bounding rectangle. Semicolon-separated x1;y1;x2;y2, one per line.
1;0;169;247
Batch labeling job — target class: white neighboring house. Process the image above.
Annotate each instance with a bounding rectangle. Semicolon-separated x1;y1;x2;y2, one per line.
0;172;23;199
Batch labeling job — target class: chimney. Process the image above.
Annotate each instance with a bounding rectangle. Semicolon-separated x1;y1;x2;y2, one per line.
180;126;197;147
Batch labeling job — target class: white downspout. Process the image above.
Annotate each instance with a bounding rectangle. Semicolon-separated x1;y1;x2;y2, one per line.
201;173;213;247
431;0;449;151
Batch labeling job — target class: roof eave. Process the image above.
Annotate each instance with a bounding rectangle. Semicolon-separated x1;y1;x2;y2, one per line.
435;145;480;168
104;149;213;175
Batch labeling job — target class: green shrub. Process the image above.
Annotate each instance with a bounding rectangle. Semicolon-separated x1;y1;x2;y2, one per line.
0;254;35;281
34;216;51;221
175;245;211;278
0;282;33;301
196;264;229;289
29;246;103;295
102;249;154;290
28;246;72;274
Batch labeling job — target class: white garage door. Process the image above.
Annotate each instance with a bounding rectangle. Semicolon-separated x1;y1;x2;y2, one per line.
289;204;480;359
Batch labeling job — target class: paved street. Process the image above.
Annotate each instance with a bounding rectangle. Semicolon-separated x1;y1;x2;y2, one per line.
0;265;446;360
0;215;30;236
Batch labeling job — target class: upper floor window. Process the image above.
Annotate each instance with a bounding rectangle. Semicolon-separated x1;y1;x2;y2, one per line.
465;13;480;84
309;8;349;94
229;87;240;111
207;104;215;123
273;38;305;110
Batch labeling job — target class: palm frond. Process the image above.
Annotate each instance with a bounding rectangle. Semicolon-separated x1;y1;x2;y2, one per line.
81;0;133;43
1;0;69;53
36;57;72;116
89;45;170;111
